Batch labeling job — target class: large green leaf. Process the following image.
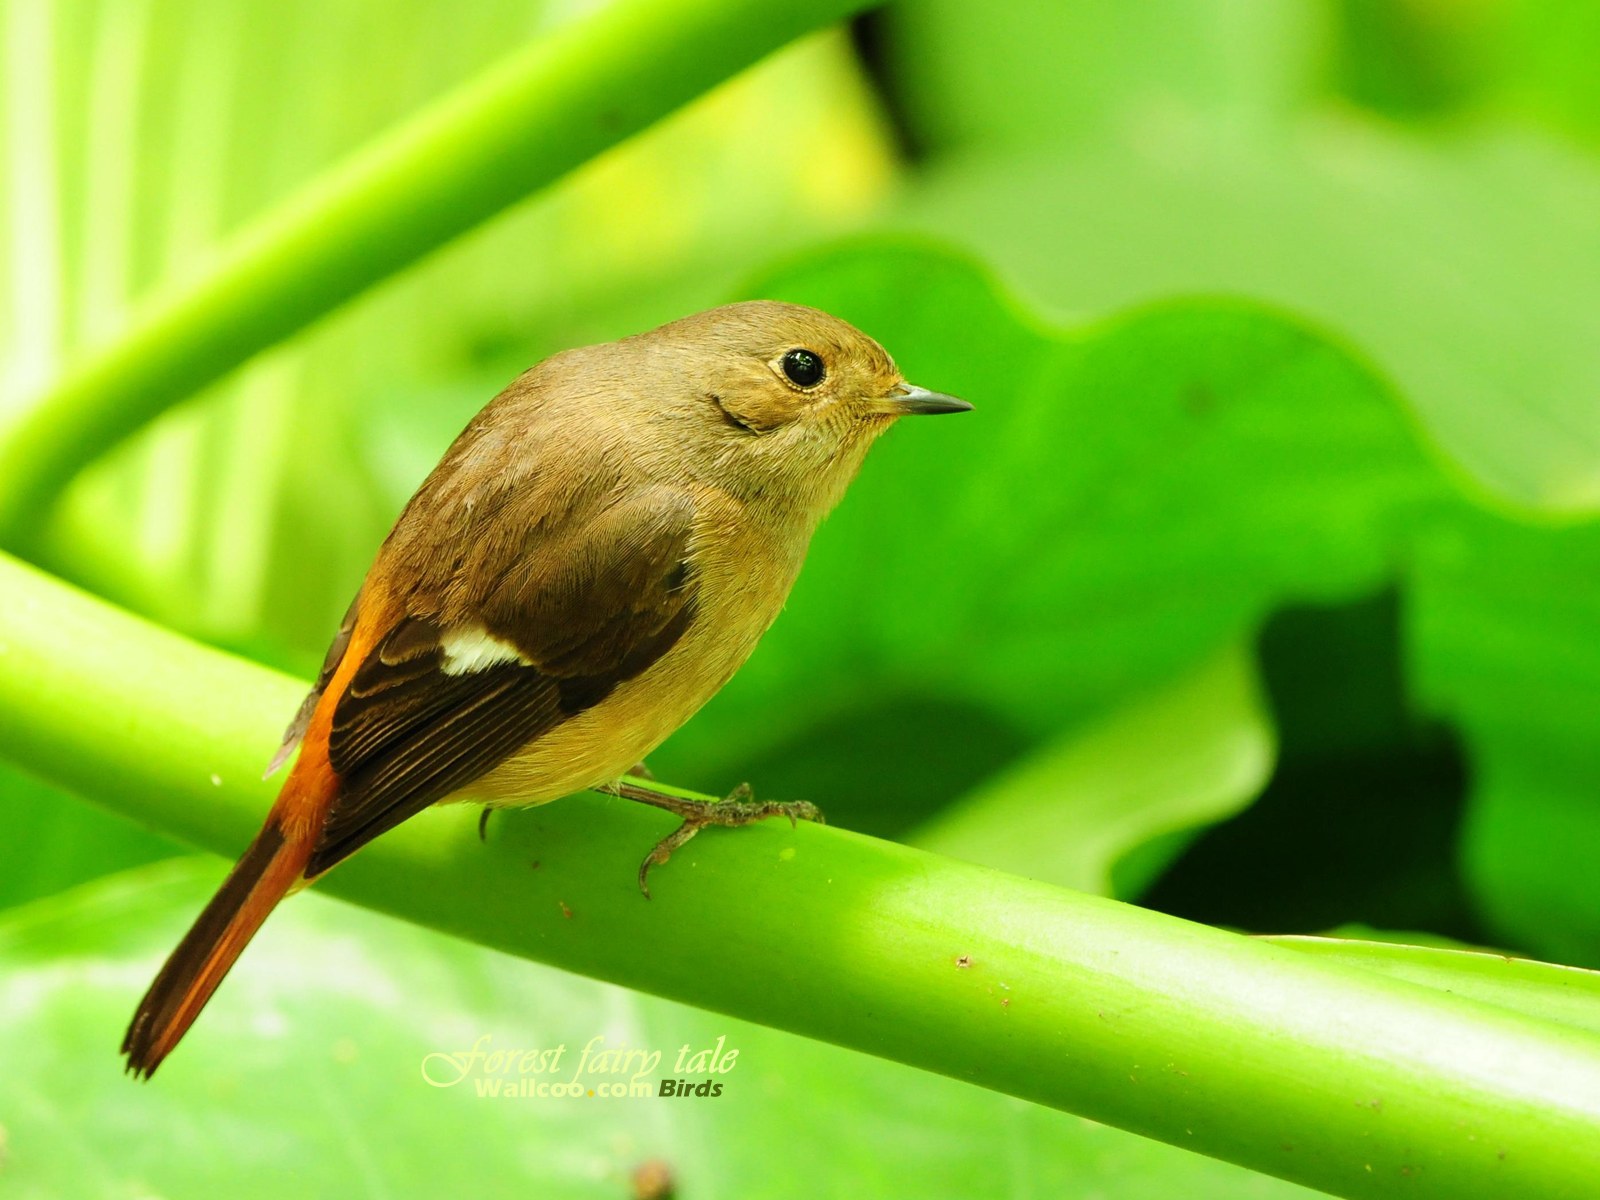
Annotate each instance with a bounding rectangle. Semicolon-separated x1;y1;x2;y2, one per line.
894;131;1600;515
0;859;1319;1199
883;1;1600;514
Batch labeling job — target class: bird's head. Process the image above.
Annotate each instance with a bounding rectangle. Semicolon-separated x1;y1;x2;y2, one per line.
636;300;970;511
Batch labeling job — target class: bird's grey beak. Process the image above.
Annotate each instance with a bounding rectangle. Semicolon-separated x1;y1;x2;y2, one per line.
874;383;973;416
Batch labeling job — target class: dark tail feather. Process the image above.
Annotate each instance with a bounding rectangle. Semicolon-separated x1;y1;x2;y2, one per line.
121;817;308;1078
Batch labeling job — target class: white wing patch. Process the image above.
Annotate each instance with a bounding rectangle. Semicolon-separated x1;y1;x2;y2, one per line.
439;625;532;676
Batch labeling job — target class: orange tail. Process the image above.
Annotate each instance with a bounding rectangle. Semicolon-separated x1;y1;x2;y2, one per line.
122;769;333;1078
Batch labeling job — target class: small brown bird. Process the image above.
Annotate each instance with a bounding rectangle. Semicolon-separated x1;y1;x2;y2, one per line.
121;301;969;1077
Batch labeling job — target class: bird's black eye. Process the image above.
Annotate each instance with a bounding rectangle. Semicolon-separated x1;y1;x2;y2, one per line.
781;348;825;388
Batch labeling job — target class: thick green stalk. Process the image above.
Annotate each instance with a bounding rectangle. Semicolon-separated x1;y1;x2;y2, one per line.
0;0;869;544
2;551;1599;1197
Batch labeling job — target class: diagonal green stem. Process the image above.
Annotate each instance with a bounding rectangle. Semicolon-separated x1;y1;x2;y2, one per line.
0;0;871;546
1;548;1598;1198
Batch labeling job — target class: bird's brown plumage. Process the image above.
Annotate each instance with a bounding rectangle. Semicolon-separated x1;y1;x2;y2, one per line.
122;300;967;1077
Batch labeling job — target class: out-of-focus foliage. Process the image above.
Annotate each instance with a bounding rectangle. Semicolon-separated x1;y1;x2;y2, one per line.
4;0;1600;1195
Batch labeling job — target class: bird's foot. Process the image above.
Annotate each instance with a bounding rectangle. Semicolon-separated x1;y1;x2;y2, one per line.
599;779;823;899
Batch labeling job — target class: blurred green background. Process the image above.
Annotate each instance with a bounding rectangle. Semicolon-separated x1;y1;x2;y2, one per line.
1;0;1598;1195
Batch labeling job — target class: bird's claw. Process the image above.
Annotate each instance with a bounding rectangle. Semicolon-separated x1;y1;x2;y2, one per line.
630;783;823;899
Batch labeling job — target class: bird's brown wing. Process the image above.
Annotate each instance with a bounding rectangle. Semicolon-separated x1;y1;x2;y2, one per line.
304;485;698;877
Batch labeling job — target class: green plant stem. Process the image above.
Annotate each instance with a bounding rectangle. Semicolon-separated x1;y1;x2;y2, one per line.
2;549;1599;1199
1265;935;1600;1039
0;0;869;546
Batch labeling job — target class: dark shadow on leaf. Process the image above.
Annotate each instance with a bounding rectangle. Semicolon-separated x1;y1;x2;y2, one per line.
1139;591;1491;947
